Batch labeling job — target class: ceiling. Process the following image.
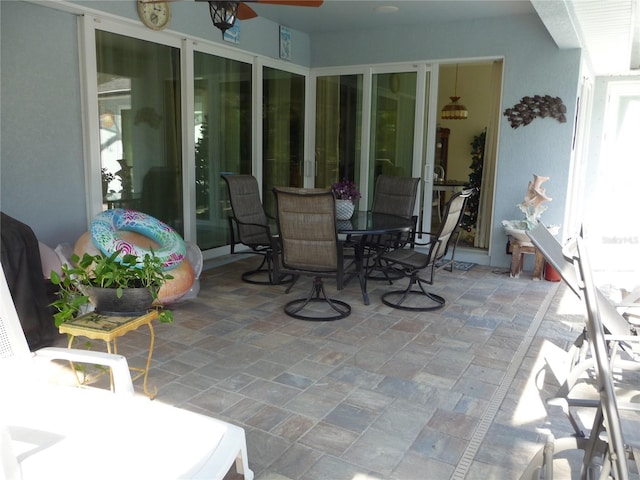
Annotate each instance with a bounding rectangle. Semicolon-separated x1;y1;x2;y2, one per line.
245;0;640;76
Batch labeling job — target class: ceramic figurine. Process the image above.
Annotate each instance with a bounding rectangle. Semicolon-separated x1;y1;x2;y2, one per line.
502;174;556;242
519;174;552;228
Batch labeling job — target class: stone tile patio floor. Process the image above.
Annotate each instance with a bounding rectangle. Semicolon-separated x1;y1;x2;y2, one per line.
50;256;626;479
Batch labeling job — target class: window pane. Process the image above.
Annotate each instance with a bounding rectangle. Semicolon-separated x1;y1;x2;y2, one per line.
315;74;362;189
369;72;416;208
263;67;305;217
96;30;183;233
194;52;252;250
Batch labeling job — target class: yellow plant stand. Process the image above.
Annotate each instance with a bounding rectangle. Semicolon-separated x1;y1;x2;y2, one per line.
59;310;159;399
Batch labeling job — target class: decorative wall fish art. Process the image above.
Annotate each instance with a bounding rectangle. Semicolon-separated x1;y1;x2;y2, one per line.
503;95;567;129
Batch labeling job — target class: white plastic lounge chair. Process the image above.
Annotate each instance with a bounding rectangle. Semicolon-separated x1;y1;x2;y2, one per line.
0;264;253;480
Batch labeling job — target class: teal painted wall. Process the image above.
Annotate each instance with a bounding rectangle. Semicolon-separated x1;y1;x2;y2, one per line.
1;2;88;246
310;14;581;265
70;0;312;65
1;1;581;268
1;0;311;248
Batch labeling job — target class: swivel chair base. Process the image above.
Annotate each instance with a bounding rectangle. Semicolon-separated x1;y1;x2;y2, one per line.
381;277;445;312
242;255;292;286
285;277;351;321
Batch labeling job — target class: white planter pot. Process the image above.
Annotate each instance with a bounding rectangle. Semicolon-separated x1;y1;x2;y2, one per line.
335;199;355;220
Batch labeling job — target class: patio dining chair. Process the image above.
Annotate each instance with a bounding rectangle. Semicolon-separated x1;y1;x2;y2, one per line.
0;263;254;480
273;187;352;321
371;174;420;251
223;174;286;285
378;188;473;311
360;175;420;282
371;174;420;219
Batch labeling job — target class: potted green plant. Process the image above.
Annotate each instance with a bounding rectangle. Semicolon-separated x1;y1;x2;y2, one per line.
50;250;174;327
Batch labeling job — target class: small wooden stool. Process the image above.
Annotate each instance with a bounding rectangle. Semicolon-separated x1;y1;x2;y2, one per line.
507;237;545;280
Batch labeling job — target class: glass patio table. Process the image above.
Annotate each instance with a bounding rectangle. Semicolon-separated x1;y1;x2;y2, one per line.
337;211;413;305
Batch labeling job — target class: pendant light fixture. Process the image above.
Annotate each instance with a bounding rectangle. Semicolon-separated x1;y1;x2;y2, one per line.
207;1;240;35
441;64;469;120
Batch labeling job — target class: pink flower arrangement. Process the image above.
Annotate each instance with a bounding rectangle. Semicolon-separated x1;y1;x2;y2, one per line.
332;179;361;203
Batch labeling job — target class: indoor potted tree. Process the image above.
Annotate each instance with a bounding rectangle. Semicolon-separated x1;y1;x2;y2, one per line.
50;249;174;327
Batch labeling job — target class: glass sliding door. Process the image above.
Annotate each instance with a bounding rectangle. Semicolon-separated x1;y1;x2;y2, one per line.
262;67;305;216
588;81;640;281
92;28;441;259
315;74;363;190
96;30;183;233
194;52;252;250
314;68;433;224
368;72;417;209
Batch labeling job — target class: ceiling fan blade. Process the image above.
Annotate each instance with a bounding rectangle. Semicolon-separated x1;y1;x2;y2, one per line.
237;2;258;20
253;0;323;6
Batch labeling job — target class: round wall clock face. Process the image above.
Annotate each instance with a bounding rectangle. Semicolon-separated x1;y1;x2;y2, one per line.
137;1;171;30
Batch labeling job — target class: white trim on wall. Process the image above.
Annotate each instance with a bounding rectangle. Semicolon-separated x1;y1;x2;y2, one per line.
79;14;185;223
181;37;196;244
78;14;102;226
75;4;503;261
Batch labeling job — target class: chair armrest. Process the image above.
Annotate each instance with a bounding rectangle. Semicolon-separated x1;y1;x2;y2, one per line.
233;217;272;231
228;216;274;254
34;347;135;396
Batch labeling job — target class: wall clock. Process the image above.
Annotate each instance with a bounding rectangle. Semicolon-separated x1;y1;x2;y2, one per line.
137;0;171;31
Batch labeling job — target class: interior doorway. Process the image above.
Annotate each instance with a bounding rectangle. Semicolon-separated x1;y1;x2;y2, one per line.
434;61;502;250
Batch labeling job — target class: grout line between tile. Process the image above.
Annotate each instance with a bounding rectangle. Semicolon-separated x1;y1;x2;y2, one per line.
450;282;560;480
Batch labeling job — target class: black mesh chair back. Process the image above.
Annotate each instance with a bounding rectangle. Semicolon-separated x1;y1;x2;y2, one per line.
224;175;270;247
273;187;350;321
365;175;420;282
223;174;281;284
371;175;419;219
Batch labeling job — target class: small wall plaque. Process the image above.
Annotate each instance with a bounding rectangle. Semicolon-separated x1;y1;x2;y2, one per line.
279;25;291;60
224;24;240;44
